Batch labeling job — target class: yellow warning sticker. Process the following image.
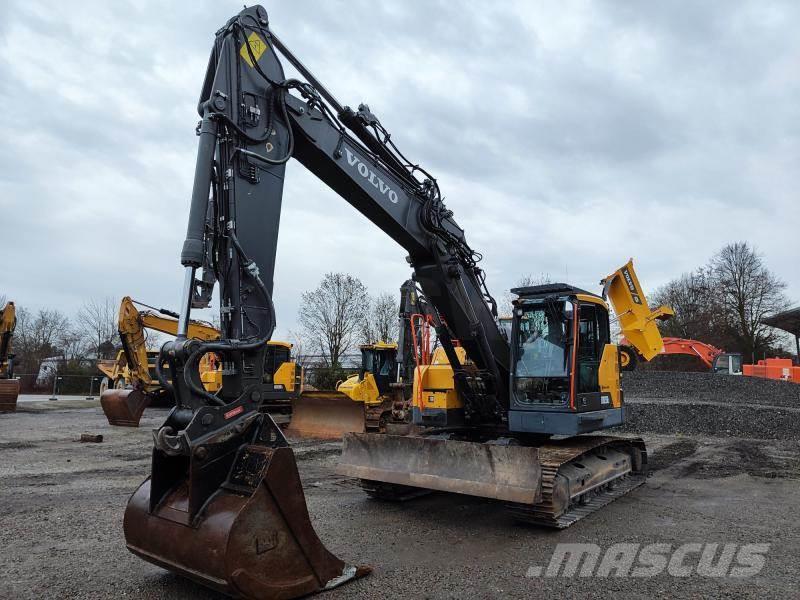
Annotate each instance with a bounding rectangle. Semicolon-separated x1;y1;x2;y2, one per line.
240;32;267;67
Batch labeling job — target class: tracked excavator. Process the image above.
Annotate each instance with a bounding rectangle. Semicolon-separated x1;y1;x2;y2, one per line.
0;301;19;413
100;297;299;426
286;279;428;438
123;6;658;597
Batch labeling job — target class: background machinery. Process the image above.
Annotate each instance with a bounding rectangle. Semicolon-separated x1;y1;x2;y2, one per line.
286;279;430;438
99;296;299;426
601;259;675;372
0;301;19;413
656;338;742;374
122;7;663;597
602;261;744;374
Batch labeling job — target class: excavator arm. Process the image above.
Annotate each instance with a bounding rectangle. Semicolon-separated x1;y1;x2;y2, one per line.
128;7;509;594
101;297;222;426
172;8;508;430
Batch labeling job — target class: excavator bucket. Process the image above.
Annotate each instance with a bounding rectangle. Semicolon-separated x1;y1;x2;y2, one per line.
284;392;366;440
0;379;20;413
124;444;370;599
338;433;542;504
100;388;149;427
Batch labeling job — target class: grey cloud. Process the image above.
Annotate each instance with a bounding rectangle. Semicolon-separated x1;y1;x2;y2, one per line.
1;0;798;341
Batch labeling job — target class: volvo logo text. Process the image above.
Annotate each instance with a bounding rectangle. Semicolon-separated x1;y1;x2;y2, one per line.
344;148;399;204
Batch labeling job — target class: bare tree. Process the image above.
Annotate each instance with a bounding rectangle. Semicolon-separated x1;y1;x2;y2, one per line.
501;273;552;316
360;292;399;345
711;242;788;360
652;242;789;360
651;268;728;346
57;324;90;362
14;307;71;374
298;273;369;367
78;297;118;358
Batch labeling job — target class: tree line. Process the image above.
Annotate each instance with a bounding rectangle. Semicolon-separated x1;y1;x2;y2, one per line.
10;298;118;377
1;297;119;392
652;242;790;362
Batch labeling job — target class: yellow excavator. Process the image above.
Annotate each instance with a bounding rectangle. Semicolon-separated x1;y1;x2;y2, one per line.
99;297;299;426
0;301;19;413
120;8;673;597
410;259;669;429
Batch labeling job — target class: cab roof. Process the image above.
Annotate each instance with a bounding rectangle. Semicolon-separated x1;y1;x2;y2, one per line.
512;283;607;309
512;283;598;300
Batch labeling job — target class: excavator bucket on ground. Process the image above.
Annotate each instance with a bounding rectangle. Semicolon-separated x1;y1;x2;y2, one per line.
0;379;20;413
284;392;366;440
125;417;370;599
100;388;150;427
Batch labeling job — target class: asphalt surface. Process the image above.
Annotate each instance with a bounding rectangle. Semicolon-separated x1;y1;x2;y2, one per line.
1;378;798;599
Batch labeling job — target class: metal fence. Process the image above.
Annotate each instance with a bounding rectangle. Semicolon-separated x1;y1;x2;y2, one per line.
295;354;361;391
14;373;106;397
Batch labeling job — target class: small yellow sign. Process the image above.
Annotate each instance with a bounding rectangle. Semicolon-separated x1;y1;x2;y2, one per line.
240;32;267;67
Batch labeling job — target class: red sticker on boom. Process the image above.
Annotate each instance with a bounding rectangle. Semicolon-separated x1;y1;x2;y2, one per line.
224;406;244;420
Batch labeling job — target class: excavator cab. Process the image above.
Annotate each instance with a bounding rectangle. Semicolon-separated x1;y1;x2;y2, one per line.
712;352;743;375
508;285;624;435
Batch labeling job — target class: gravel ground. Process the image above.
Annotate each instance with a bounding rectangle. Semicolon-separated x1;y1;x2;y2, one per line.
1;399;798;600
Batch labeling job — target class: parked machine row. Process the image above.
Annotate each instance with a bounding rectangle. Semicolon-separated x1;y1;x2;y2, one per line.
99;296;300;426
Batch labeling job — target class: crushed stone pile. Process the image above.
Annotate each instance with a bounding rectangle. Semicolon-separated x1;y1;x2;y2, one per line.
622;370;800;407
614;371;800;440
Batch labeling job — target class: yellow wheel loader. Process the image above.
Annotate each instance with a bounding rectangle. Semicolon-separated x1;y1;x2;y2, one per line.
286;342;400;439
286;281;430;439
120;8;668;597
0;301;19;413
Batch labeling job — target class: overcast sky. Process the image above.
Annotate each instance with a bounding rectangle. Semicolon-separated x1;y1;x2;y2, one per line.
1;0;798;342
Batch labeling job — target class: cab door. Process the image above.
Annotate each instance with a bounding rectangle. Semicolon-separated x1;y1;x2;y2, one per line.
575;302;611;411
